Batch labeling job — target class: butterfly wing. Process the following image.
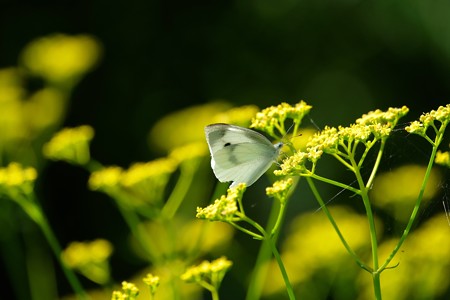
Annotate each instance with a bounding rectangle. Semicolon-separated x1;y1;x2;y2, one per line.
205;124;281;187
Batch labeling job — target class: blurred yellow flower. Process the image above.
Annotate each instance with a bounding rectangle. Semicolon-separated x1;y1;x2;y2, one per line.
370;164;441;222
88;166;124;192
169;142;208;165
121;281;140;298
358;214;450;300
43;125;94;165
120;158;177;205
23;88;66;133
20;34;101;83
0;68;27;144
435;149;450;168
181;256;232;284
61;239;113;285
149;102;231;153
213;105;260;127
143;273;160;295
0;163;37;195
263;206;374;297
132;219;233;261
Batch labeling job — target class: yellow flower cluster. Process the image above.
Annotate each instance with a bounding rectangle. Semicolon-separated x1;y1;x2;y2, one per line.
263;206;371;296
61;239;113;284
213;105;260;127
111;281;140;300
21;34;101;83
0;68;66;148
251;100;312;138
43;125;94;165
169;142;208;165
88;166;123;191
89;158;178;206
121;158;177;204
0;163;37;195
370;164;441;222
266;178;294;204
356;106;409;126
435;149;450;167
359;214;450;300
143;273;160;295
406;104;450;135
276;107;409;176
181;256;233;283
149;102;231;152
196;184;246;221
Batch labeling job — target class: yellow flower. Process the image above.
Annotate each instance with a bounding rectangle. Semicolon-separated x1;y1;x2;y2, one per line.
435;150;450;167
120;158;177;205
278;107;410;177
149;102;231;152
370;164;441;222
122;281;140;298
358;214;450;300
181;256;233;285
143;273;160;295
251;100;312;138
88;166;123;195
405;120;426;135
43;125;94;165
266;178;294;204
20;34;101;83
306;125;339;154
61;239;113;285
169;142;208;165
0;163;37;195
0;68;27;143
406;104;450;136
263;206;372;297
356;106;409;127
213;105;260;127
111;291;126;300
196;184;246;221
23;88;66;133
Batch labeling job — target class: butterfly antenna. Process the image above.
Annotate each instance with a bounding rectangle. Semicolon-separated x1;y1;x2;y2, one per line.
443;199;450;226
308;115;322;131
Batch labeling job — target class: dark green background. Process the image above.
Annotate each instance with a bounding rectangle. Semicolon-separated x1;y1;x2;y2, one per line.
1;0;450;299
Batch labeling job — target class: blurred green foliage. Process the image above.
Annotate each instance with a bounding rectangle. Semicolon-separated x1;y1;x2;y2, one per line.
1;1;450;299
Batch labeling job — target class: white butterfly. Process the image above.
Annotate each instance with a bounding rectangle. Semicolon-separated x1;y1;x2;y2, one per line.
205;123;283;188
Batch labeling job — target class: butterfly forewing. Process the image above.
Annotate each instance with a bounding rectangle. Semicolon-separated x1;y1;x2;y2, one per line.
205;124;281;187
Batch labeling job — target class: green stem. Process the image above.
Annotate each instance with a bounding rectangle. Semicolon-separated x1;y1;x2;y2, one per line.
271;177;299;237
351;158;381;299
242;209;295;299
245;203;280;300
306;178;371;272
211;288;220;300
378;125;445;272
365;140;386;189
270;202;286;237
229;220;263;240
267;236;296;300
14;194;88;299
198;280;219;300
115;199;158;262
309;173;361;195
162;161;199;219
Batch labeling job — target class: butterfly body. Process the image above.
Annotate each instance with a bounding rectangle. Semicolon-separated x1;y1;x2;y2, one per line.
205;123;282;188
